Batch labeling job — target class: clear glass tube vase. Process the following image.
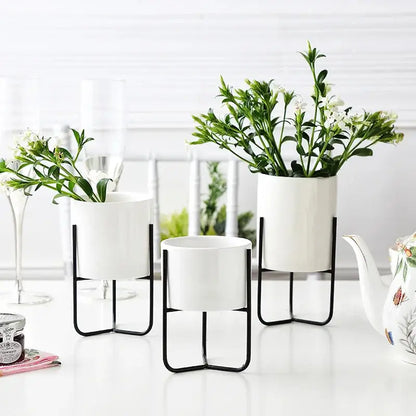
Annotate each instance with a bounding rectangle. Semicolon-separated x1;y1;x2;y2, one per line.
7;190;52;304
0;78;52;304
79;79;135;301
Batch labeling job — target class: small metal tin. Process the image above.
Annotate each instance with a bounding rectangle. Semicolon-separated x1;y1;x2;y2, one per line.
0;313;26;365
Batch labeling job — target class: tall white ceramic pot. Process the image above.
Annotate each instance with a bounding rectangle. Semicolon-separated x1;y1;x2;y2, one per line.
161;236;251;311
71;192;152;280
257;174;337;272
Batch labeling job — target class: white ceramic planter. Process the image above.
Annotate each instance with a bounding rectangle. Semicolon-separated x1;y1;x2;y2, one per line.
71;192;152;280
257;174;337;272
161;236;251;311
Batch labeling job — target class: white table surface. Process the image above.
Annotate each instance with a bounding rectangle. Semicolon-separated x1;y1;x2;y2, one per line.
0;278;415;416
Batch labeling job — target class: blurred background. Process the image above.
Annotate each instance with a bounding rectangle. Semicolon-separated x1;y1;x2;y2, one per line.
0;0;414;278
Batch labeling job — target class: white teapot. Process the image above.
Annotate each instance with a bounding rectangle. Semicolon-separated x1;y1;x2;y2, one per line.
344;233;416;364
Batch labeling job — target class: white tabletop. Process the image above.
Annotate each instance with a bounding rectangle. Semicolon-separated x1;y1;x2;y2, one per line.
0;279;415;416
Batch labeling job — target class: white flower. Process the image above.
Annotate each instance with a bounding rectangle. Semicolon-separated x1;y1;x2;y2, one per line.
11;129;41;157
324;107;349;130
0;172;13;196
324;84;332;96
87;170;116;192
381;111;398;121
345;112;364;126
271;82;286;94
323;95;344;110
294;97;306;115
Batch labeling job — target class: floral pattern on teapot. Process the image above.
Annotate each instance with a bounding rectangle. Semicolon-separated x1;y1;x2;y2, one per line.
386;233;416;360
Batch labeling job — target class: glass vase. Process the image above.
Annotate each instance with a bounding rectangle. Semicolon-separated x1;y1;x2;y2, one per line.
0;78;52;304
79;79;135;301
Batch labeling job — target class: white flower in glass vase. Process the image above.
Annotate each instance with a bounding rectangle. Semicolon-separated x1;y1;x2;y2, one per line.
0;171;13;195
12;129;41;156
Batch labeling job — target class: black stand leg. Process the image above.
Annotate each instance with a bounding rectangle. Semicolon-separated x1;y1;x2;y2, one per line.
162;249;251;373
257;217;337;326
73;224;154;337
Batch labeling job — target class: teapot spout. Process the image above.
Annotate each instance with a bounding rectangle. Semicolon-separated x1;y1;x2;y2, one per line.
343;235;387;335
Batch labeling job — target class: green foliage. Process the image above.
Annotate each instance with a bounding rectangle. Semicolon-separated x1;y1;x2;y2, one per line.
191;42;404;177
200;162;227;235
160;208;189;241
0;129;111;203
214;205;256;246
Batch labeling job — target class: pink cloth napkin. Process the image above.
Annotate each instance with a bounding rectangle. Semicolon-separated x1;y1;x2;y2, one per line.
0;348;60;377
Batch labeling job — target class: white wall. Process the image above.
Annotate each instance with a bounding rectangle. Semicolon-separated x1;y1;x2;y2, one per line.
0;0;415;275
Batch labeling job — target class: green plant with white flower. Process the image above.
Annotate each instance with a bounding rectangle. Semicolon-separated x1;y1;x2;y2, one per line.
191;42;404;177
0;129;113;203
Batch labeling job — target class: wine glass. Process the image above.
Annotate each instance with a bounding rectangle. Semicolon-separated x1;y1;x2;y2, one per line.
80;79;135;300
0;78;52;304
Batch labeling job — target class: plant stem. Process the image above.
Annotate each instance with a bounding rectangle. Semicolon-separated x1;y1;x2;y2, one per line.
278;105;288;153
306;62;320;174
309;131;335;176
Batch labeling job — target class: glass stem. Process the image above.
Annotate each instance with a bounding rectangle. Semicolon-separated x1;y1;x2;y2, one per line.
101;178;119;300
8;192;28;302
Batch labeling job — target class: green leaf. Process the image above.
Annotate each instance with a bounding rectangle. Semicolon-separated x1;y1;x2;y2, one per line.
407;255;416;268
281;135;296;143
331;139;346;147
48;165;60;180
52;194;66;205
68;181;75;192
291;160;304;176
296;144;306;155
96;178;113;202
0;159;9;172
403;262;408;281
303;121;316;128
351;148;373;157
395;258;403;276
33;167;43;178
76;178;94;200
71;129;81;146
317;70;328;83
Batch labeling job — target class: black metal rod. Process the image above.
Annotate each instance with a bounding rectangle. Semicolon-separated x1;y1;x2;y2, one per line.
289;272;294;319
257;216;337;327
112;280;117;330
162;249;206;373
206;249;251;372
72;223;154;337
72;225;112;336
117;223;154;336
202;312;208;366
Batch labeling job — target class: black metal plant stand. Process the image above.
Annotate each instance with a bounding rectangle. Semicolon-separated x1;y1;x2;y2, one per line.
257;217;337;326
72;224;154;337
162;249;252;373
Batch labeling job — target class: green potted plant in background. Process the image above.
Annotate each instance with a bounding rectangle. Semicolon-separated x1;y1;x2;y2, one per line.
191;42;403;273
160;161;256;245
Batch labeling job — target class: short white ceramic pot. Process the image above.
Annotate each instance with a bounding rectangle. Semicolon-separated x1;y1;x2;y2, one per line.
71;192;153;280
257;174;337;272
161;236;252;311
